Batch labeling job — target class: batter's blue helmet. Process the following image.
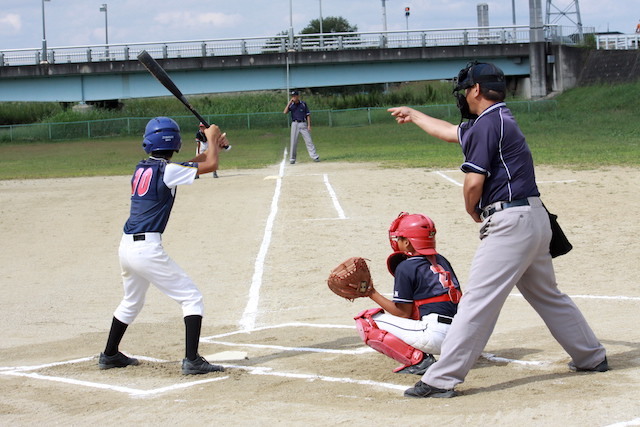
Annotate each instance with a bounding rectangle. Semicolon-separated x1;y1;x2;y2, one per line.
142;117;182;154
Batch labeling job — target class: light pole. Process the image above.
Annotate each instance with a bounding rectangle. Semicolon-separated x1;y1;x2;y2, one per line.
318;0;324;47
381;0;388;47
100;4;109;58
41;0;51;63
405;6;410;46
288;0;294;49
381;0;388;32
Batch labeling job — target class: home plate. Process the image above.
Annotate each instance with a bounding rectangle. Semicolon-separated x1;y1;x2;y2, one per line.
205;351;248;361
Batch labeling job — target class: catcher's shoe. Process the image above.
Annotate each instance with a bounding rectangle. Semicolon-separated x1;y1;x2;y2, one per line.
182;355;225;375
568;356;609;372
394;353;436;375
98;352;139;370
404;380;456;399
213;171;218;178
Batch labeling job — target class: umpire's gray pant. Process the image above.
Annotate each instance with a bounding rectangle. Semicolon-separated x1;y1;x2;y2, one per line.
290;121;319;162
423;197;606;390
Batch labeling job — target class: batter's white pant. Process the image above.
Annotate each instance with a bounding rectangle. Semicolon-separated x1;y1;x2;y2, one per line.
373;312;452;355
113;233;204;324
290;121;319;161
423;197;606;390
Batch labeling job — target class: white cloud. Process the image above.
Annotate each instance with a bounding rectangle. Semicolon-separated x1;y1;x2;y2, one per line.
0;13;22;32
154;11;241;29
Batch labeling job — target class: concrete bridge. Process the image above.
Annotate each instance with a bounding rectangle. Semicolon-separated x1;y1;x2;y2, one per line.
0;26;590;103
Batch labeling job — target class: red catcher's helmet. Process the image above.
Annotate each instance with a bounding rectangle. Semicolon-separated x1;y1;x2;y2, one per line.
388;212;437;255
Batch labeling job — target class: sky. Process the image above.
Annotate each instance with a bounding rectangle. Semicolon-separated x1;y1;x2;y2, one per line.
0;0;635;51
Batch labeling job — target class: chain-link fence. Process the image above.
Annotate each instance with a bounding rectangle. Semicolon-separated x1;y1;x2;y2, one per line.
0;101;557;143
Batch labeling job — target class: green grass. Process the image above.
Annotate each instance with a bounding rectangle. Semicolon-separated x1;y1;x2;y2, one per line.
1;82;638;180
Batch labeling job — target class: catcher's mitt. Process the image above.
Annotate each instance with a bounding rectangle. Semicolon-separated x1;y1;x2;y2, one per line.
327;257;374;301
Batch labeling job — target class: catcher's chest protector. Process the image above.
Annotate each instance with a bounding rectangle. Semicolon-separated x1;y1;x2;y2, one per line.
354;308;424;366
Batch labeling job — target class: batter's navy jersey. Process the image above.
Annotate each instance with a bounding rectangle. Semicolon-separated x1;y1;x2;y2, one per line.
288;101;310;121
123;157;198;234
458;102;539;210
393;255;460;318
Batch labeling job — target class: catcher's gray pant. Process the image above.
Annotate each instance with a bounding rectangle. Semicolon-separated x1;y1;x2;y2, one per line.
290;121;319;162
114;233;204;324
423;197;606;390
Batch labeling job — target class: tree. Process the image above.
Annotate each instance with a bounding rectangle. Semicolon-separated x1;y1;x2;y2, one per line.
300;16;358;34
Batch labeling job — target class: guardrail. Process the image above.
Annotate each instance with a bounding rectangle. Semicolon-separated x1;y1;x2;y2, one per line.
596;34;640;50
0;25;587;67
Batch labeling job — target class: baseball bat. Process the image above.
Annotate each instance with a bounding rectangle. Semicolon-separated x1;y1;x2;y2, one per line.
137;50;230;149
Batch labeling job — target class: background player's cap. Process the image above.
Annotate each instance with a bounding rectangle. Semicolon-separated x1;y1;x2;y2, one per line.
290;90;299;96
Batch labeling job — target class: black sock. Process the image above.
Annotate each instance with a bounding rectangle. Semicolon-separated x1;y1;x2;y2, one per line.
104;317;128;356
184;315;203;361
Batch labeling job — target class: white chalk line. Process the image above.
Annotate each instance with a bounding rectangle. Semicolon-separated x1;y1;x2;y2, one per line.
323;173;347;219
433;170;463;186
201;322;554;367
0;355;229;397
238;150;286;332
509;293;640;301
433;170;578;187
603;418;640;427
224;364;406;392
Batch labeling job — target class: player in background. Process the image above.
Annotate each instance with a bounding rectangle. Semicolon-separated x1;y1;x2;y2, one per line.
355;212;462;375
283;90;320;164
389;62;607;399
99;117;229;375
195;122;218;178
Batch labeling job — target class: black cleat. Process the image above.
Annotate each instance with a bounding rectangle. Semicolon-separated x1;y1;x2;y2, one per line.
182;355;225;375
98;352;139;370
568;356;609;372
395;354;437;375
404;380;456;398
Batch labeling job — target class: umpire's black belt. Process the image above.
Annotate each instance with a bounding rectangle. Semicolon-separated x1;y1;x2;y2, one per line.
481;198;530;220
292;119;306;122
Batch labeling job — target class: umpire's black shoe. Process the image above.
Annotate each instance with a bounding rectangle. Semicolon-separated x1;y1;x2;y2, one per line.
568;356;609;372
404;380;456;398
182;355;225;375
99;352;139;370
395;354;436;375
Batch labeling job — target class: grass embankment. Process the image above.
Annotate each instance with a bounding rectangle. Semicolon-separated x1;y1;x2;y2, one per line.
0;82;637;180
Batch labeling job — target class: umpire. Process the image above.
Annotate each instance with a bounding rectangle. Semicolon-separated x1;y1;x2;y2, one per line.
388;62;608;398
283;90;320;164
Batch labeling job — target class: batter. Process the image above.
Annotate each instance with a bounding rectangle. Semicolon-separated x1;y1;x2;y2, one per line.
99;117;228;375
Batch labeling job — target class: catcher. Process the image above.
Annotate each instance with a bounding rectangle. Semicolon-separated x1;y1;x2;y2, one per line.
328;212;462;375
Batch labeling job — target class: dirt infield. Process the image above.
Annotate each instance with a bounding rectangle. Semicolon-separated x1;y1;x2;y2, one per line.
1;162;639;426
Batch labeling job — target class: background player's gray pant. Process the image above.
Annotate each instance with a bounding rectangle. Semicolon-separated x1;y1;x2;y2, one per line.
423;197;606;390
290;121;319;162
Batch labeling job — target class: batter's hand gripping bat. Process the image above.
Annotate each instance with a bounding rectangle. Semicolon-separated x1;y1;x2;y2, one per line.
137;50;230;149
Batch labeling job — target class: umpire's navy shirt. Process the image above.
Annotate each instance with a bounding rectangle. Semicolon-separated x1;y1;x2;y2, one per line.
458;102;540;210
288;101;310;121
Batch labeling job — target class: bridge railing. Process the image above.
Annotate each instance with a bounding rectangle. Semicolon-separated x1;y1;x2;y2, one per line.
596;34;640;50
0;25;587;67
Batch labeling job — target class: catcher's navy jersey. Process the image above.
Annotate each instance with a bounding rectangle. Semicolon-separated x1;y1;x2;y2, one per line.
458;102;539;210
123;157;198;234
393;255;460;318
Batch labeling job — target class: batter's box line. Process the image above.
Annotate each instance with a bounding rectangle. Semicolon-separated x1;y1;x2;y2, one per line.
0;356;228;398
433;170;578;187
201;322;553;367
